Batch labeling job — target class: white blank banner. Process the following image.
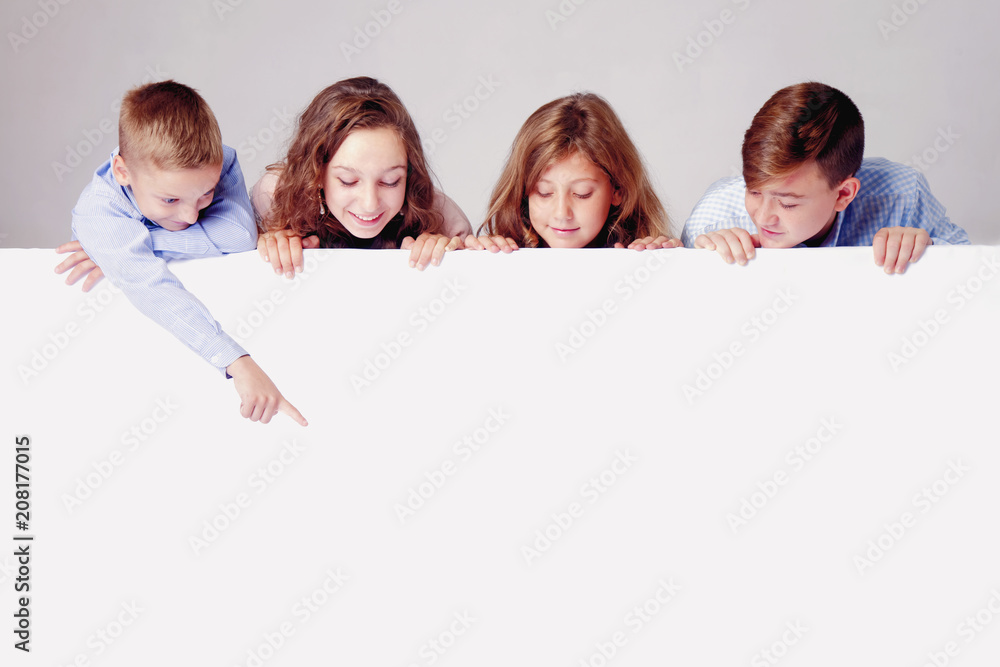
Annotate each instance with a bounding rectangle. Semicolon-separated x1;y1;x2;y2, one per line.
2;246;999;666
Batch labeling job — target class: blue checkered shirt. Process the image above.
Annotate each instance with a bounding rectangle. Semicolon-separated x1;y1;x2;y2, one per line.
681;157;970;247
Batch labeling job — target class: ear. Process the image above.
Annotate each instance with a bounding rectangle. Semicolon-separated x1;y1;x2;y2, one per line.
833;176;860;212
611;186;623;207
111;154;132;187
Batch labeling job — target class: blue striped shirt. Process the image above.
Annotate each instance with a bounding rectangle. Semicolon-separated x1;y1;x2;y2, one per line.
681;157;970;247
71;145;257;374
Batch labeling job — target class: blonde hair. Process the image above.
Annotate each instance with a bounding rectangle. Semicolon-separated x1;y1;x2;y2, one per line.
118;80;223;170
481;93;670;247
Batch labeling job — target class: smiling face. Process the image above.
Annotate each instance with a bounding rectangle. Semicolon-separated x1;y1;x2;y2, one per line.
323;127;408;239
744;160;859;248
112;156;221;231
527;151;622;248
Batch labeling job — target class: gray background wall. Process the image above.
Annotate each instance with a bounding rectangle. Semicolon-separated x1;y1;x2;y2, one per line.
2;0;997;247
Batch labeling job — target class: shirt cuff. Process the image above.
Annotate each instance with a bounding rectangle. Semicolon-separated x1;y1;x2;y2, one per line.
199;334;249;377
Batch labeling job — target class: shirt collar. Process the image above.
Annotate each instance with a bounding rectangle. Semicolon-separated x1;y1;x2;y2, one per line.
793;209;846;248
110;147;148;224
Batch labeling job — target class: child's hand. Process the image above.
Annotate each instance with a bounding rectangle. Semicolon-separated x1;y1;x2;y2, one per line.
401;233;463;270
227;355;307;426
694;229;760;265
464;235;519;253
257;230;321;279
873;227;931;274
619;236;683;250
54;241;106;292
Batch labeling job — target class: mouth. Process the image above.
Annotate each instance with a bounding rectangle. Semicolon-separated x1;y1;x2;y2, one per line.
550;226;580;235
759;226;783;238
349;211;384;227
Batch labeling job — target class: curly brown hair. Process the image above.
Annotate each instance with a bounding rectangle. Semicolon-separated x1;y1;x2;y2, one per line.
480;93;671;247
262;77;443;248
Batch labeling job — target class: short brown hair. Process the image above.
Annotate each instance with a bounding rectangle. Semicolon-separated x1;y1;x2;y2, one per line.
482;92;670;247
742;82;864;190
118;80;223;170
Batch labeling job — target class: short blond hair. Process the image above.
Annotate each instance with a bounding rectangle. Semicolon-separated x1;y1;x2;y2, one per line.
118;80;223;170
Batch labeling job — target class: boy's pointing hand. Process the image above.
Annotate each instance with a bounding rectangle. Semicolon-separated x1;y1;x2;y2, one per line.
227;355;308;427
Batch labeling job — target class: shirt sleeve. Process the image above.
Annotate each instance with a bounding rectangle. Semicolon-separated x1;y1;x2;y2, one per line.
909;173;970;246
250;170;280;229
146;146;258;259
680;177;756;247
72;189;248;375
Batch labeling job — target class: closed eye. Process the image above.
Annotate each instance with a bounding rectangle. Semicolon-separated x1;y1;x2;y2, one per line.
573;192;593;199
338;179;358;187
778;201;797;210
381;179;401;188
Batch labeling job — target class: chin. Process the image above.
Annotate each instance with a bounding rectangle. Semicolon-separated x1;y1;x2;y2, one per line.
337;217;389;239
758;236;794;249
350;227;385;239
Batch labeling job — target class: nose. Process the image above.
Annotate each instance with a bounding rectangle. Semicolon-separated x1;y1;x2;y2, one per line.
359;183;379;213
555;192;572;222
755;196;778;225
177;204;200;224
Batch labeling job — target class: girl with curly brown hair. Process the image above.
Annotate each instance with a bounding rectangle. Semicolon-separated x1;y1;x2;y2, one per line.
252;77;471;274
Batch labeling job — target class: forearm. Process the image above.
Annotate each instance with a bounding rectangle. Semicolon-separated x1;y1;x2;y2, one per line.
75;218;247;374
